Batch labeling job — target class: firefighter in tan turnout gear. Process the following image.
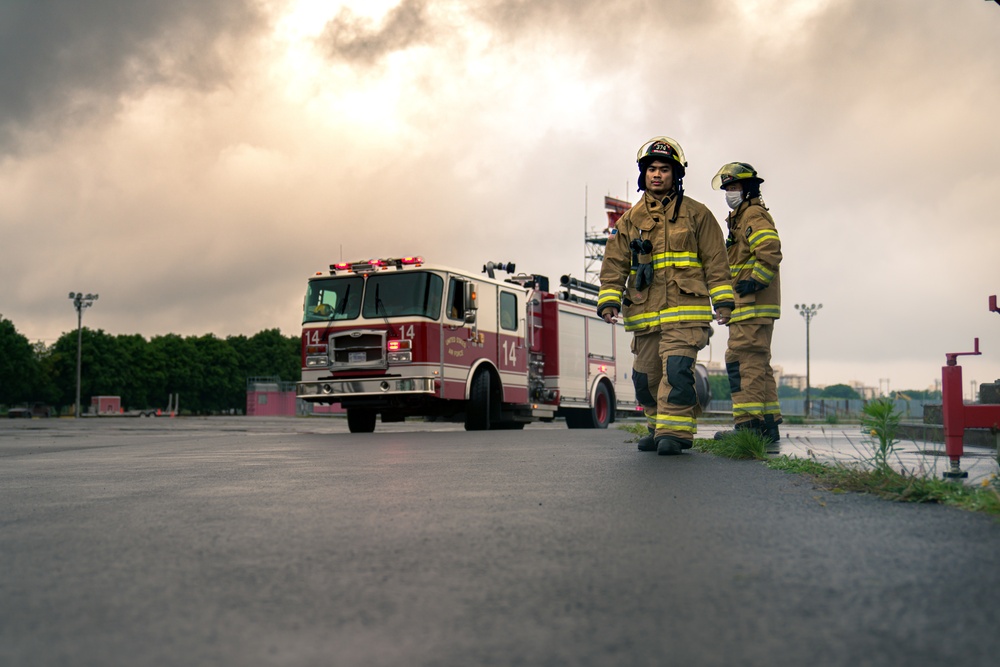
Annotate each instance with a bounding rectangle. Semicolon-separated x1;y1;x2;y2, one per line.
598;137;735;455
712;162;783;444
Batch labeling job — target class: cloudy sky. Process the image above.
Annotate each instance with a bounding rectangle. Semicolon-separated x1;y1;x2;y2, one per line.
2;0;999;395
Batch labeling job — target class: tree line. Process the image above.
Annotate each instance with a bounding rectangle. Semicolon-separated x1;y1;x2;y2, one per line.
0;316;300;415
706;373;941;402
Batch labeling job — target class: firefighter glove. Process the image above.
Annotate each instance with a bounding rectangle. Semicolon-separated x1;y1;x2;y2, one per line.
630;239;654;292
634;264;652;291
734;279;765;296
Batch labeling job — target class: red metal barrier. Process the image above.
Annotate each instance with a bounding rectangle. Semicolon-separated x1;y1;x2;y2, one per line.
940;295;1000;479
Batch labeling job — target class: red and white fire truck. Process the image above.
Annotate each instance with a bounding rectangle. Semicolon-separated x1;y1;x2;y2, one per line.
295;256;647;432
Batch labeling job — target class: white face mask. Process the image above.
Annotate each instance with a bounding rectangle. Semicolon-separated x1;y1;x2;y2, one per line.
725;190;744;210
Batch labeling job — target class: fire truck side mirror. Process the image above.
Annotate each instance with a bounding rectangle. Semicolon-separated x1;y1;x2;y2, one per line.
463;282;478;324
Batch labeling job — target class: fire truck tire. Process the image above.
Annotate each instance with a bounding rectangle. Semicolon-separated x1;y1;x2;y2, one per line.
565;383;612;429
465;370;491;431
347;408;377;433
592;383;612;429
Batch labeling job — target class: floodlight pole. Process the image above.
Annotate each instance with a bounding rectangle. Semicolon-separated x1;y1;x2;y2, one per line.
68;292;99;418
795;303;822;419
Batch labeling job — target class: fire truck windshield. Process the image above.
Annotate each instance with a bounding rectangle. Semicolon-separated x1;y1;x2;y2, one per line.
303;276;363;323
303;272;443;323
362;272;443;319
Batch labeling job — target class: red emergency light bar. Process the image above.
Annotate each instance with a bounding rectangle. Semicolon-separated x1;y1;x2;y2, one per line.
387;339;412;352
328;256;425;275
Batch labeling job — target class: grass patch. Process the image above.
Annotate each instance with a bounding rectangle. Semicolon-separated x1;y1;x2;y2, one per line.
638;415;1000;517
785;415;805;425
763;456;1000;517
693;430;771;460
697;399;1000;517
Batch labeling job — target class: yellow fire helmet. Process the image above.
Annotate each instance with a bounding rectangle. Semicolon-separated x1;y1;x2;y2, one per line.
711;162;764;190
636;136;687;175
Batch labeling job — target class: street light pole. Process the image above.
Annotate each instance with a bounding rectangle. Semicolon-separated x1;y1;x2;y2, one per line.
68;292;99;418
794;303;822;419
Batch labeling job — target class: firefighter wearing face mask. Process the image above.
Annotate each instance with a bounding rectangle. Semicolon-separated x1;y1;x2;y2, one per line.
712;162;782;444
598;137;735;455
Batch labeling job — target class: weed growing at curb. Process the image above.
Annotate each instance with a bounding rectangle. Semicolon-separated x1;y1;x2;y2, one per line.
625;421;999;517
860;397;901;474
765;456;1000;517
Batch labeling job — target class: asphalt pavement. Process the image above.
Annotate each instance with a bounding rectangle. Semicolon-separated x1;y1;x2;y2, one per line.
1;417;998;667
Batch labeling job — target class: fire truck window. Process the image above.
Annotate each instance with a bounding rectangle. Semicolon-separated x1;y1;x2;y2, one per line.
447;278;464;320
500;292;517;331
303;277;363;323
363;272;444;319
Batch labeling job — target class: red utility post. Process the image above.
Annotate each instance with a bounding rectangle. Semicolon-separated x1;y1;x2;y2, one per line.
940;295;1000;479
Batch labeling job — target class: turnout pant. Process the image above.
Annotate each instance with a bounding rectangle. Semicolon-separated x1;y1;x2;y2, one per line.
725;319;780;426
632;324;712;443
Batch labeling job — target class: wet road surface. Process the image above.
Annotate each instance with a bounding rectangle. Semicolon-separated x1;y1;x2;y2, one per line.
2;417;999;666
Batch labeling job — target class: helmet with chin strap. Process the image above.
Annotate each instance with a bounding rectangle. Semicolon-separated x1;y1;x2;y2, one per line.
636;136;687;191
636;136;687;222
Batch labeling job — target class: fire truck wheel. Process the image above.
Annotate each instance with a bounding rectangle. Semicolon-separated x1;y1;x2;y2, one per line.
347;408;377;433
566;383;612;429
465;370;491;431
592;383;612;429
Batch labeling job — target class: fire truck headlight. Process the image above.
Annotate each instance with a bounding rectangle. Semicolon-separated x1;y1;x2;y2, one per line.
306;356;330;368
387;351;412;363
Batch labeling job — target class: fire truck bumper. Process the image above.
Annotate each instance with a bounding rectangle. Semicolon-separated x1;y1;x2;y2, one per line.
296;377;437;402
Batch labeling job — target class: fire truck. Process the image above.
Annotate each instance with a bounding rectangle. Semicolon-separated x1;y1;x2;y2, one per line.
295;256;653;432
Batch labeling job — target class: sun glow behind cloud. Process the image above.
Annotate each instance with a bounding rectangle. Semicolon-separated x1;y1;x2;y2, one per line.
733;0;835;45
269;0;428;144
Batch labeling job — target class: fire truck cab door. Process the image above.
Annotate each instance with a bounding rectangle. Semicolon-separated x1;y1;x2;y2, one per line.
497;289;527;380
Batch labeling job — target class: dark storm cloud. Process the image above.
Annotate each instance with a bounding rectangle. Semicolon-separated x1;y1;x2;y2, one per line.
319;0;432;65
0;0;265;152
316;0;724;66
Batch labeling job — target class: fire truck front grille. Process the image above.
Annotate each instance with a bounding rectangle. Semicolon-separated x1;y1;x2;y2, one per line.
329;330;387;370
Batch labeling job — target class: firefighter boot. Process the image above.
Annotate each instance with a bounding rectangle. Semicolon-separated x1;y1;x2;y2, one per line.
762;415;781;453
713;419;760;440
762;414;780;442
637;426;657;452
656;435;688;456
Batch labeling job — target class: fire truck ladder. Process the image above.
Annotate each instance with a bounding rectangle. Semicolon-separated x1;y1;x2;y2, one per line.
558;275;600;307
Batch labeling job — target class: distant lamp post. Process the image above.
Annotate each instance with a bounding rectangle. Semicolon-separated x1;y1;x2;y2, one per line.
68;292;99;418
879;378;891;398
794;303;822;419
